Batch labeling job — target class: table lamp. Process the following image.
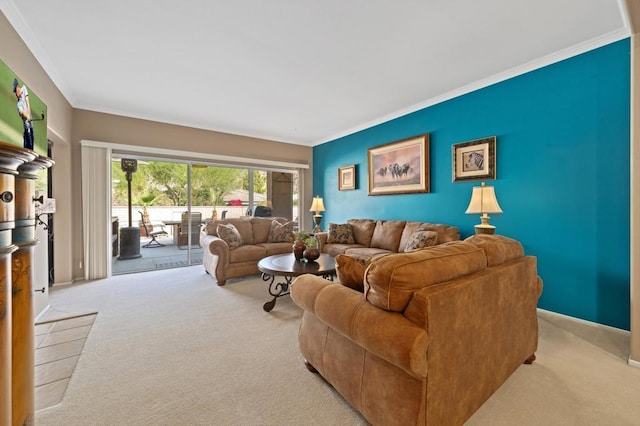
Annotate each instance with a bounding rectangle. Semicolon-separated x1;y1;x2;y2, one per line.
465;182;503;234
309;195;325;233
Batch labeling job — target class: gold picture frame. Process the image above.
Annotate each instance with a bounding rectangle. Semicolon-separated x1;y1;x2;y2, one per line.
452;136;496;182
338;164;356;191
368;134;429;195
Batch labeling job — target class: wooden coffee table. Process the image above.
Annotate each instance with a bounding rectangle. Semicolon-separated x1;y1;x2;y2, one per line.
257;253;335;312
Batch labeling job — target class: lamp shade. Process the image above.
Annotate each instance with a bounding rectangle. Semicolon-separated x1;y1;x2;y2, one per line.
465;184;502;214
309;196;325;213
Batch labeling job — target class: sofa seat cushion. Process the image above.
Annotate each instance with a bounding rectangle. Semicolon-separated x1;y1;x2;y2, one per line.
364;241;487;312
323;243;366;257
347;219;377;247
344;247;393;260
370;220;406;252
229;245;267;263
258;242;295;256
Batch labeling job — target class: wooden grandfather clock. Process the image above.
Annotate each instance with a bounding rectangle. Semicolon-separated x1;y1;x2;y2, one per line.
0;141;53;426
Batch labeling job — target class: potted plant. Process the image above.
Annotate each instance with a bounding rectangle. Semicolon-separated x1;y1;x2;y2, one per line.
292;231;309;261
303;235;320;262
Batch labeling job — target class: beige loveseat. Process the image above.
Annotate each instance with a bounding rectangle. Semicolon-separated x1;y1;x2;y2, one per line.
290;234;542;426
316;219;461;261
200;217;294;285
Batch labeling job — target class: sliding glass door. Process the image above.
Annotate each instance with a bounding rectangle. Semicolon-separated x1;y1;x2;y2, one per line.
111;155;299;275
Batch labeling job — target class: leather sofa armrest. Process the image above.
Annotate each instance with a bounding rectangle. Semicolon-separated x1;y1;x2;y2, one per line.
291;274;428;379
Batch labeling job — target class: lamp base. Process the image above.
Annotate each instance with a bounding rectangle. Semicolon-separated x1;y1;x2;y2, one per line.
474;225;496;235
312;214;323;233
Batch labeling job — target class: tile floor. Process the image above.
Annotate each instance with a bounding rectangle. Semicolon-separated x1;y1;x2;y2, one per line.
34;313;97;411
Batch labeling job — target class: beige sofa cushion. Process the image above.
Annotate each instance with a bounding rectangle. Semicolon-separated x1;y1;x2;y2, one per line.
465;234;524;266
251;217;277;244
335;254;367;292
217;223;243;248
206;217;254;245
344;247;392;259
364;241;487;312
266;220;295;243
403;230;438;252
347;219;377;246
228;244;267;263
327;222;355;244
399;221;431;251
370;220;406;252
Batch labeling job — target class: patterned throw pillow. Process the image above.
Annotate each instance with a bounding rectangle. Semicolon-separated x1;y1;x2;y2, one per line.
327;223;355;244
217;223;243;249
403;230;438;252
267;220;295;243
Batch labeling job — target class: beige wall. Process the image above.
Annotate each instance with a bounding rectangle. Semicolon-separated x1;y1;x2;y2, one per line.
1;12;75;284
2;12;313;283
70;109;313;279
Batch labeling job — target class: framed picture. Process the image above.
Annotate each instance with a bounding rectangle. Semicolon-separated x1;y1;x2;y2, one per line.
338;164;356;191
368;134;429;195
452;136;496;182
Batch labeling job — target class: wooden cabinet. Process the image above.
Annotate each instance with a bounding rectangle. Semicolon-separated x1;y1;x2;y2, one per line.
0;142;52;426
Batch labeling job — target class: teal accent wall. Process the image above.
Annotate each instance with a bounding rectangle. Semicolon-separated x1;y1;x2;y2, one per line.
313;39;631;330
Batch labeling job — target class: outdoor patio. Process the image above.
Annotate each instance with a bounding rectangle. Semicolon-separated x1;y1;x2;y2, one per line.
112;233;203;275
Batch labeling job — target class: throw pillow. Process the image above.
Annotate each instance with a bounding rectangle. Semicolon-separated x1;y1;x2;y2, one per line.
335;254;367;292
403;230;438;252
326;223;355;244
267;220;295;243
217;223;243;249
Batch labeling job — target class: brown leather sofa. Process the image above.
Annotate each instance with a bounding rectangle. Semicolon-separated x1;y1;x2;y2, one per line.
290;234;542;425
316;219;461;262
200;216;294;285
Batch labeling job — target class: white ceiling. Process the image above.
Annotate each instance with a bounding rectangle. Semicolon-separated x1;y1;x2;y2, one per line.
1;0;631;146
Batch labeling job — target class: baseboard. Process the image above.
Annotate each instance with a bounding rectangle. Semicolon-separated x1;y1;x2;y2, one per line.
52;278;77;287
629;357;640;368
537;308;630;335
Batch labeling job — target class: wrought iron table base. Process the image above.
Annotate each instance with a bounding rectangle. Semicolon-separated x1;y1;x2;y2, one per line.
261;273;292;312
261;272;333;312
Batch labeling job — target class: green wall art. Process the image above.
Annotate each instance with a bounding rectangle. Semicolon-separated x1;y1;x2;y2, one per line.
0;58;47;156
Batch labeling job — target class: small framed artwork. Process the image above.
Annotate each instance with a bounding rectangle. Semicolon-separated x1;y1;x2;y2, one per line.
452;136;496;182
368;133;429;195
338;165;356;191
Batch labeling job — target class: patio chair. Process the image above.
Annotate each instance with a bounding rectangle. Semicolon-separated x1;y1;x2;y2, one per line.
138;211;168;248
178;211;203;249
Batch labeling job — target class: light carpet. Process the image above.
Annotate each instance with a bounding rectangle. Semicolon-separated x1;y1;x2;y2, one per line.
36;266;640;425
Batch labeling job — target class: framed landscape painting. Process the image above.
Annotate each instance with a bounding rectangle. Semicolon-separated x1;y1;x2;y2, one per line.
338;164;356;190
368;134;429;195
452;136;496;182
